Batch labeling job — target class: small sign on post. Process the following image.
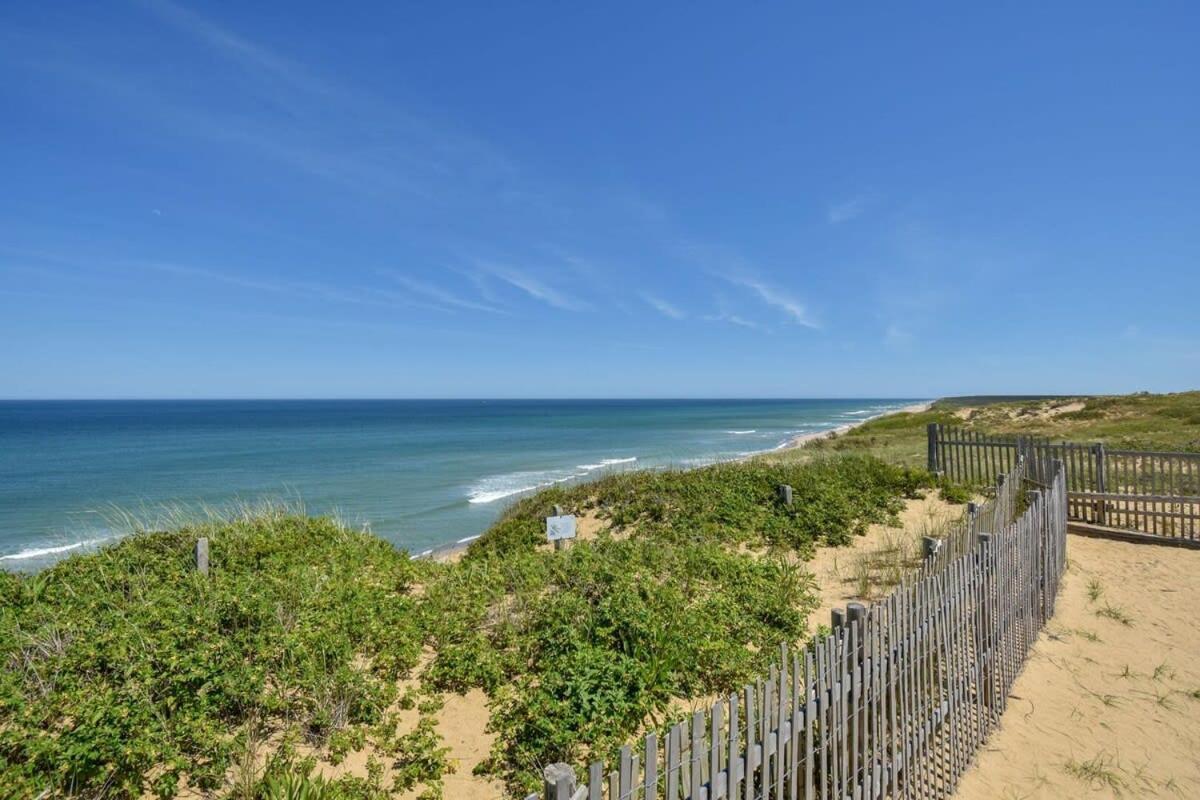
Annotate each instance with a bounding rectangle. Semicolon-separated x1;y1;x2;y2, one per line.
195;536;210;577
546;513;576;550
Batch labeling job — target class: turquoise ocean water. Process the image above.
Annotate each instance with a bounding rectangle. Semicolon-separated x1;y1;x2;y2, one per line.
0;399;921;570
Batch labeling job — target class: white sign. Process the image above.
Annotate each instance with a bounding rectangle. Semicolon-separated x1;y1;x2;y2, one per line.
546;514;577;542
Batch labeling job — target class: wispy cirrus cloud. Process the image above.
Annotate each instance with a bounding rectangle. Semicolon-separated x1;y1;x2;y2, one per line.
136;260;446;313
380;270;505;314
641;294;685;320
672;239;819;330
827;192;881;224
476;263;589;312
883;323;914;351
704;312;765;331
25;0;519;205
728;277;819;329
827;197;866;224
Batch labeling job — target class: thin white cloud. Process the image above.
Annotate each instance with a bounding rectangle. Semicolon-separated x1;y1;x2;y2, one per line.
673;239;820;329
828;196;868;224
884;324;914;351
728;277;819;329
137;260;444;313
67;0;515;202
136;0;306;87
704;313;765;332
642;294;685;320
380;271;505;314
478;264;588;311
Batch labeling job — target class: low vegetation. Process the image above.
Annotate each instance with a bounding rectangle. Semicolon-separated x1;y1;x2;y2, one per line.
4;390;1195;797
0;456;932;798
778;391;1200;469
0;507;432;799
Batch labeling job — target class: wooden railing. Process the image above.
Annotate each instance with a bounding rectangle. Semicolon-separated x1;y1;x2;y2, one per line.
534;460;1067;800
928;423;1200;544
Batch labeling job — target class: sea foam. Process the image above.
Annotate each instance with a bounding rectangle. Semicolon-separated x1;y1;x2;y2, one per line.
468;457;638;504
0;537;106;562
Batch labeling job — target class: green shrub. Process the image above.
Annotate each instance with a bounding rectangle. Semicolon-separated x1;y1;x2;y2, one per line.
1;452;935;797
938;480;973;504
0;516;424;799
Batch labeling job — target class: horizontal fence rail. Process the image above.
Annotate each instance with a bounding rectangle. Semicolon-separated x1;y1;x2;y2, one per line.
928;423;1200;543
537;460;1067;800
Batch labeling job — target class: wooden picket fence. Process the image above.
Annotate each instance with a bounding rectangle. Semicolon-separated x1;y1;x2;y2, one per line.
928;423;1200;543
919;459;1023;577
535;459;1067;800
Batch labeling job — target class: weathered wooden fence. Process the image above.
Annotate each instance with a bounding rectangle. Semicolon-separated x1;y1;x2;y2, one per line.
928;423;1200;543
535;459;1067;800
919;459;1023;577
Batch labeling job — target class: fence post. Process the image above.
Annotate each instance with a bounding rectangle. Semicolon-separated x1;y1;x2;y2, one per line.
195;537;209;577
967;501;978;538
922;536;941;560
543;763;576;800
778;484;793;506
831;607;846;630
1094;443;1107;525
552;505;566;552
927;423;940;474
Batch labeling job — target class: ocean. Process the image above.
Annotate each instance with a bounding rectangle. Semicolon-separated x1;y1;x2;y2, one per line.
0;399;921;570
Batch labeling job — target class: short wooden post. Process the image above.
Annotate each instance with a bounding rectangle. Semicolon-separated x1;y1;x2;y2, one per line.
831;607;846;630
195;537;209;577
1094;443;1107;525
927;422;940;474
552;505;565;552
922;536;940;559
846;602;866;626
967;501;978;537
777;484;793;506
543;763;576;800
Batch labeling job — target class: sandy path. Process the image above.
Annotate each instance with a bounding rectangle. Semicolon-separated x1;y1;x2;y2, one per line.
954;535;1200;799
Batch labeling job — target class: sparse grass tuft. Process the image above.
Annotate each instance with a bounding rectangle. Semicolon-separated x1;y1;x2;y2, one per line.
1094;602;1134;627
1064;751;1128;792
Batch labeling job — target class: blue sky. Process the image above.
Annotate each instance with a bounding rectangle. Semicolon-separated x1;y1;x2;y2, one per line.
2;1;1197;399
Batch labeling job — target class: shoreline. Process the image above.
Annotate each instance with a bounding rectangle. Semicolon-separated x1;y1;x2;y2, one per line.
774;400;933;451
423;400;935;563
1;401;934;570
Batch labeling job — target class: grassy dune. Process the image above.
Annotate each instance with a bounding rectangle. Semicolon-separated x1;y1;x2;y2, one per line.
2;391;1196;798
771;391;1200;469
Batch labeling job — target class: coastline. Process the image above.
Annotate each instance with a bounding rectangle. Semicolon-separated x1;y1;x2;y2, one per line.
0;400;934;570
423;400;935;563
774;400;933;451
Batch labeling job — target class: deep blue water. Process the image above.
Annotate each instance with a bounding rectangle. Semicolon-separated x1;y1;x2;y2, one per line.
0;399;920;569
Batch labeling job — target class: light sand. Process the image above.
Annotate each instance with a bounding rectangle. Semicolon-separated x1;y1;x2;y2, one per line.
310;654;504;799
954;535;1200;799
427;689;503;799
955;398;1086;423
803;491;967;634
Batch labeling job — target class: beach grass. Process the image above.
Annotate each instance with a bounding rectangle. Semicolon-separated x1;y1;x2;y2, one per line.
767;391;1200;469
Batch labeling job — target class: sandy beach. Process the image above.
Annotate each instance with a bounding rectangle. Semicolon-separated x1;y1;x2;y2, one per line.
777;400;934;450
953;534;1200;799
